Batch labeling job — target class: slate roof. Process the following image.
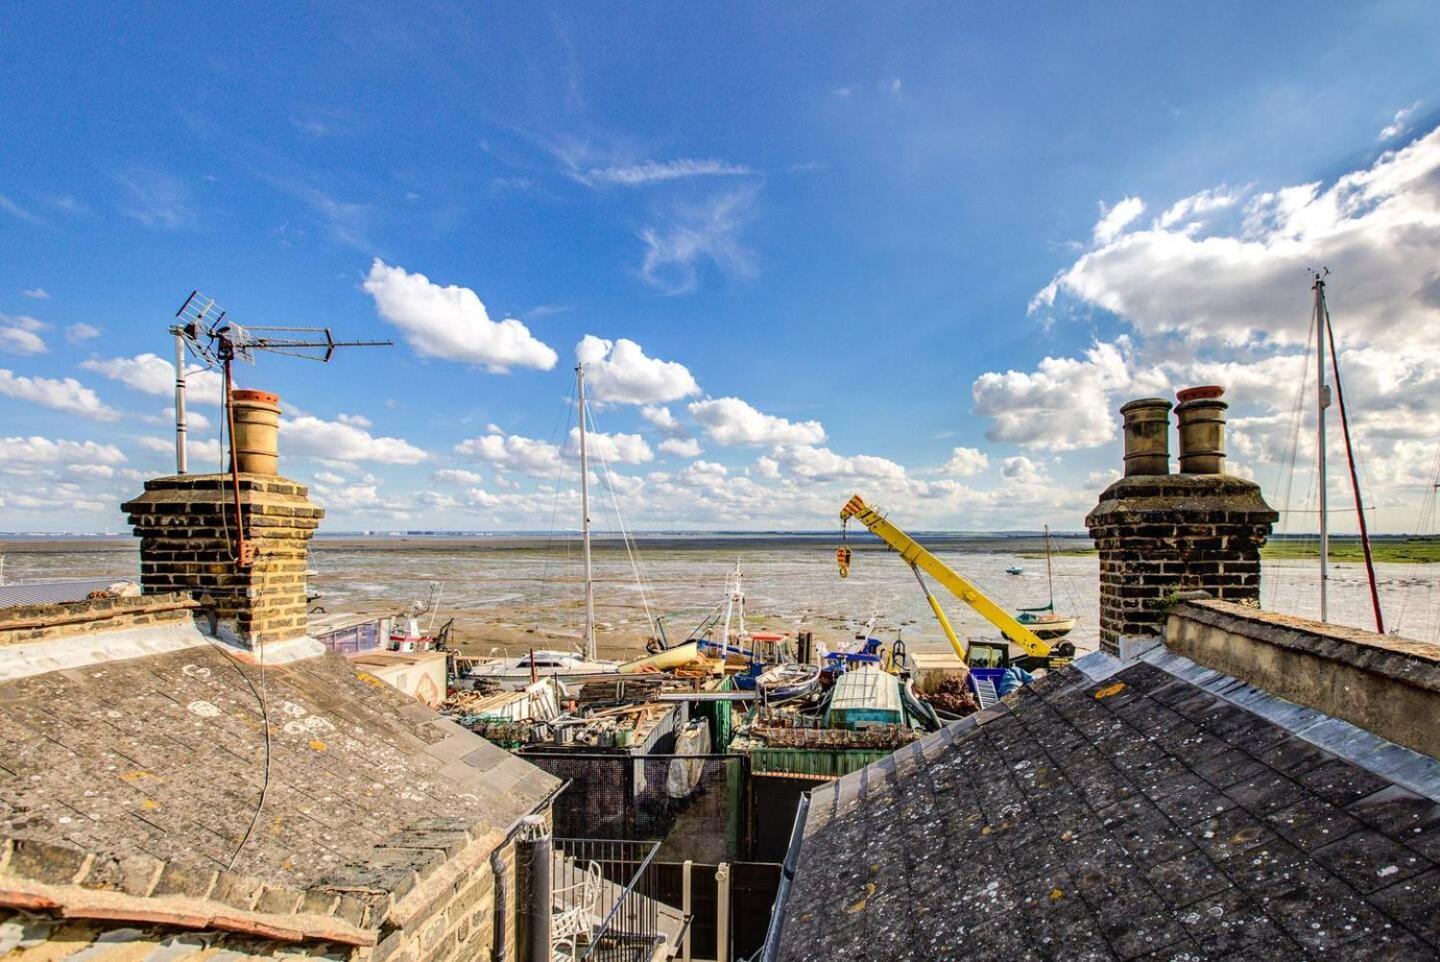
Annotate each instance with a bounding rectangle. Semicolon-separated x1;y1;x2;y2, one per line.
774;649;1440;961
0;635;559;929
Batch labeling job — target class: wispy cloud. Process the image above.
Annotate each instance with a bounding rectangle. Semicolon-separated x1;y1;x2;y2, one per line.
0;194;55;230
265;178;371;249
116;168;196;229
583;158;753;187
638;186;760;295
22;288;50;300
1379;102;1421;141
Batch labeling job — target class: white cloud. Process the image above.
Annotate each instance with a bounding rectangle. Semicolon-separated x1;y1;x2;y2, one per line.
67;463;114;479
583;159;753;187
0;195;53;229
138;434;222;464
761;444;907;483
940;446;989;476
639;187;759;295
568;427;653;465
455;432;565;477
659;437;702;458
0;326;46;355
1032;126;1440;351
362;259;558;373
1154;187;1241;232
0;436;126;467
433;468;483;485
161;406;212;433
314;470;347;485
22;288;50;300
282;415;428;464
641;405;688;438
1379;102;1420;141
973;340;1164;451
0;370;118;420
577;336;700;405
80;353;224;406
65;323;100;344
1092;196;1145;245
1000;455;1047;485
336;413;372;428
688;397;825;446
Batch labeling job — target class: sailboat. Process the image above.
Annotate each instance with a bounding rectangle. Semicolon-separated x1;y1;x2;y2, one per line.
1013;525;1076;641
468;362;635;688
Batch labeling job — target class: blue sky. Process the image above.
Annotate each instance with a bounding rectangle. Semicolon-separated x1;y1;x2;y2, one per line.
3;3;1440;532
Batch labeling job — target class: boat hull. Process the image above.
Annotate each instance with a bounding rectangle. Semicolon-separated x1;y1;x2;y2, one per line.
618;640;702;674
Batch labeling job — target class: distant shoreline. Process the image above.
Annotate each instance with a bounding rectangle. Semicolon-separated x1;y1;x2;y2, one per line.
5;532;1436;561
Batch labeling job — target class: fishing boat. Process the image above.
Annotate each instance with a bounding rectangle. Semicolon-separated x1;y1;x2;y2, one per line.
755;663;821;701
466;649;621;686
1012;525;1076;641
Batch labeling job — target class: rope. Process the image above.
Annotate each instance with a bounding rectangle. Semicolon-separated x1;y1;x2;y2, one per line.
582;398;660;642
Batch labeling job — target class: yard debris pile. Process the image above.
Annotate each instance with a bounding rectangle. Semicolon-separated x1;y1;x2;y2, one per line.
922;675;980;717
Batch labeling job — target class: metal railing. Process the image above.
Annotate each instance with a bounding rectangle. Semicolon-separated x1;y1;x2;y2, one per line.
553;838;667;962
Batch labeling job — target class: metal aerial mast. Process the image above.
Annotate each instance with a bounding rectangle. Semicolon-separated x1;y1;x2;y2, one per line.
169;291;392;566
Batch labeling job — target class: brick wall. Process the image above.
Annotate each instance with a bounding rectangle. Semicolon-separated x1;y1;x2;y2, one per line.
1086;474;1277;656
0;591;196;646
122;474;323;649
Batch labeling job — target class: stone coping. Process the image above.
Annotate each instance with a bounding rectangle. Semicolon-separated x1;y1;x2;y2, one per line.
0;591;196;630
0;816;510;946
1171;598;1440;695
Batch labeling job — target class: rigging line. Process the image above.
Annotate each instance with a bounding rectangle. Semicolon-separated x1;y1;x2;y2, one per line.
537;378;578;619
1266;329;1314;609
1323;300;1384;633
582;399;658;641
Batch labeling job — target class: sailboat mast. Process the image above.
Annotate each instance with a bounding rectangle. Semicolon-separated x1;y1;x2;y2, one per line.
1314;272;1331;623
578;363;596;661
1044;524;1055;610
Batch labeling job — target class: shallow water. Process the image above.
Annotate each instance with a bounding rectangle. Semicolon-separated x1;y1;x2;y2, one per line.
7;538;1438;655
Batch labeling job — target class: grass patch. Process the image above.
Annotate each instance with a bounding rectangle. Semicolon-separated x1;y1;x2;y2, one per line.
1262;538;1440;564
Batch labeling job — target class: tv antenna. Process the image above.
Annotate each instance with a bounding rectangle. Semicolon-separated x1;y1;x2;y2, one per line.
168;291;392;566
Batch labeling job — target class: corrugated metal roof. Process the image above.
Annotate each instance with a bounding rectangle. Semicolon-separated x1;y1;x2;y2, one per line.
0;578;137;608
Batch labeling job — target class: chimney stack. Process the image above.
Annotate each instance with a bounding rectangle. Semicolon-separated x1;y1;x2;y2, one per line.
123;390;323;652
1085;386;1277;657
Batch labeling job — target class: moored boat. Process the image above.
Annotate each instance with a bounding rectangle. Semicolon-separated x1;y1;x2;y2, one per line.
755;662;821;702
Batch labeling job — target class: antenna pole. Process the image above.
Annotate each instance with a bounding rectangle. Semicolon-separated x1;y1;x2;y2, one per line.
174;332;188;474
578;363;596;661
1314;272;1331;623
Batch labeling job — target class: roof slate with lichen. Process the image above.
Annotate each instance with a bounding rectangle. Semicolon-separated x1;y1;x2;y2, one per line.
0;640;558;932
775;655;1440;961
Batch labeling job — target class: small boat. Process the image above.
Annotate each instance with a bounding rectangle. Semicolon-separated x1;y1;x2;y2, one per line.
1005;565;1025;576
755;663;821;702
618;639;703;674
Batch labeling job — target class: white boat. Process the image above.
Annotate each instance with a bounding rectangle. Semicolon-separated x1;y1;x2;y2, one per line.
756;663;821;702
468;649;621;687
1005;565;1025;576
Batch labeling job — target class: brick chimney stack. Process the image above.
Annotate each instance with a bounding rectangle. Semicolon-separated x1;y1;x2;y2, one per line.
1085;386;1278;657
123;390;323;651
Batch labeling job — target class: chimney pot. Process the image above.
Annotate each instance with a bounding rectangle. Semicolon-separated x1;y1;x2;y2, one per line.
1175;385;1227;475
230;389;282;476
1119;397;1172;476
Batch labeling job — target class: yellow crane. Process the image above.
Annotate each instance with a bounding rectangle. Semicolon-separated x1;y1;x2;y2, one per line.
838;494;1075;671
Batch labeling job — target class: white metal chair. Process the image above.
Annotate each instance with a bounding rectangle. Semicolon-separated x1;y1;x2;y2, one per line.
551;858;604;960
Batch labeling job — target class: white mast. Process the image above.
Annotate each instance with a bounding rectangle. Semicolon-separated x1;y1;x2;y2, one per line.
174;332;188;474
1314;271;1331;622
577;363;596;661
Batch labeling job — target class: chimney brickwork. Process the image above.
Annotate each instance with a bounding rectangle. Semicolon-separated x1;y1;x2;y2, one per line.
123;475;323;649
123;389;323;650
1086;387;1278;657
